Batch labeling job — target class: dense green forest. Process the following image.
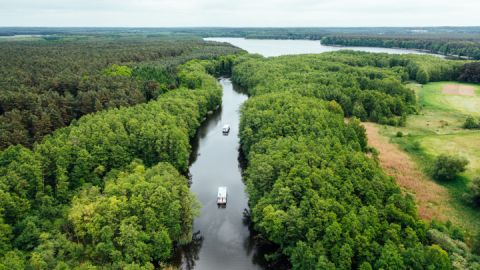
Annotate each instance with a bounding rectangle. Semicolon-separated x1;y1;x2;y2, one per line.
1;32;479;269
240;92;451;269
322;36;480;60
233;51;465;125
234;53;480;269
0;57;233;268
0;36;240;149
458;62;480;83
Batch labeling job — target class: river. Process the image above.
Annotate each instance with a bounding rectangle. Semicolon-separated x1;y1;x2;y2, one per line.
204;37;440;57
174;79;268;270
174;38;438;270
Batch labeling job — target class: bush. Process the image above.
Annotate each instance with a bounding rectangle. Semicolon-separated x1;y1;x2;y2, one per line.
463;116;480;129
432;154;469;181
474;232;480;256
396;131;404;137
467;177;480;207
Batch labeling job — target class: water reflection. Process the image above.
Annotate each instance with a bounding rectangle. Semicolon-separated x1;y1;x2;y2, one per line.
174;231;204;270
189;106;223;165
173;78;268;270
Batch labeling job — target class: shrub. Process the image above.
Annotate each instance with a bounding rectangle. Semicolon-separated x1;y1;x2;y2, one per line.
467;177;480;207
432;154;469;181
396;131;404;137
474;232;480;256
463;116;480;129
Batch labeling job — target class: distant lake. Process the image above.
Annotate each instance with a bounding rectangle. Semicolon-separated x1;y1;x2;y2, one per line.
205;37;439;57
0;34;46;40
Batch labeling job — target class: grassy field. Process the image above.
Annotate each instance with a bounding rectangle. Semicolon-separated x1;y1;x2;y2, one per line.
371;81;480;236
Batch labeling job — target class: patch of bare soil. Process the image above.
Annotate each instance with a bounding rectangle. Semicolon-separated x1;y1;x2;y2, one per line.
363;123;453;221
442;84;476;96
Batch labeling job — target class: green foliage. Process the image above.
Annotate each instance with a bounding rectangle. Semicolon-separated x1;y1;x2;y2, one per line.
0;250;25;270
233;51;438;125
459;62;480;83
102;64;133;77
425;245;452;270
432;154;469;181
426;226;480;269
404;55;465;83
474;233;480;256
0;36;240;149
33;60;221;202
67;162;199;266
322;35;480;60
0;58;222;268
467;177;480;207
416;68;430;84
463;116;480;129
239;89;447;269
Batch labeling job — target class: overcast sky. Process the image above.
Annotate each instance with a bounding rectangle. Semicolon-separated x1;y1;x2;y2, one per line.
0;0;478;27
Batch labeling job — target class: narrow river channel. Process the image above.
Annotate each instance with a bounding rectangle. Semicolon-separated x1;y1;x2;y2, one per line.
174;78;265;270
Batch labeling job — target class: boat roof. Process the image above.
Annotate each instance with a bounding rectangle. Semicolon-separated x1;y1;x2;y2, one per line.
223;124;230;128
218;186;227;196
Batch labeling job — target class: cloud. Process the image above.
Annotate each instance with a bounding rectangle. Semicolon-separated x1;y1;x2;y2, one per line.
0;0;478;26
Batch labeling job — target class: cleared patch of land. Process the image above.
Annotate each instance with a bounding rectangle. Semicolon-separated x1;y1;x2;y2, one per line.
372;81;480;235
442;83;476;96
421;82;480;116
364;123;452;221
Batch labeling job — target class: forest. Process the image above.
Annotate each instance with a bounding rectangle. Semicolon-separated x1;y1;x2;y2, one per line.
2;31;480;269
233;51;465;125
0;36;240;149
321;36;480;60
234;53;480;269
0;36;239;268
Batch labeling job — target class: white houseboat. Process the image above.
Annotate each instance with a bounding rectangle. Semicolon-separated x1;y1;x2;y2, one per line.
222;124;230;135
217;186;227;205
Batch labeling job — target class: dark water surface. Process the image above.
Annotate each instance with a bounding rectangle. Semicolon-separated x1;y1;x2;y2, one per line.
174;78;267;270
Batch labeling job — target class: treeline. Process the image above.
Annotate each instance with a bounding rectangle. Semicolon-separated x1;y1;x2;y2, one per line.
3;27;480;40
322;36;480;60
233;51;465;126
0;36;241;149
239;92;459;269
0;59;226;268
458;62;480;83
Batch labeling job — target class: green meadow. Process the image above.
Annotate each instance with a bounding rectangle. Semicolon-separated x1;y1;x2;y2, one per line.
379;81;480;235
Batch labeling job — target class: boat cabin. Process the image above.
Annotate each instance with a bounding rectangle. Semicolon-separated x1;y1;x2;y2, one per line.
222;124;230;134
217;186;227;205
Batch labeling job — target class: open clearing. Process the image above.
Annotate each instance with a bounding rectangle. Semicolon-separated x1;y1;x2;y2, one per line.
371;81;480;235
421;82;480;116
363;123;453;221
442;83;476;96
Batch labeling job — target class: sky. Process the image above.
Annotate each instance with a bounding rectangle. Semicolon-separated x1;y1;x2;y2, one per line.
0;0;479;27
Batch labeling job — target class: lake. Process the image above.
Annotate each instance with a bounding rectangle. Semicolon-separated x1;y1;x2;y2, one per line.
204;37;439;57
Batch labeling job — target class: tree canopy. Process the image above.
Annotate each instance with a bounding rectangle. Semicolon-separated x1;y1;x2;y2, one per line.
0;56;230;268
0;36;241;149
